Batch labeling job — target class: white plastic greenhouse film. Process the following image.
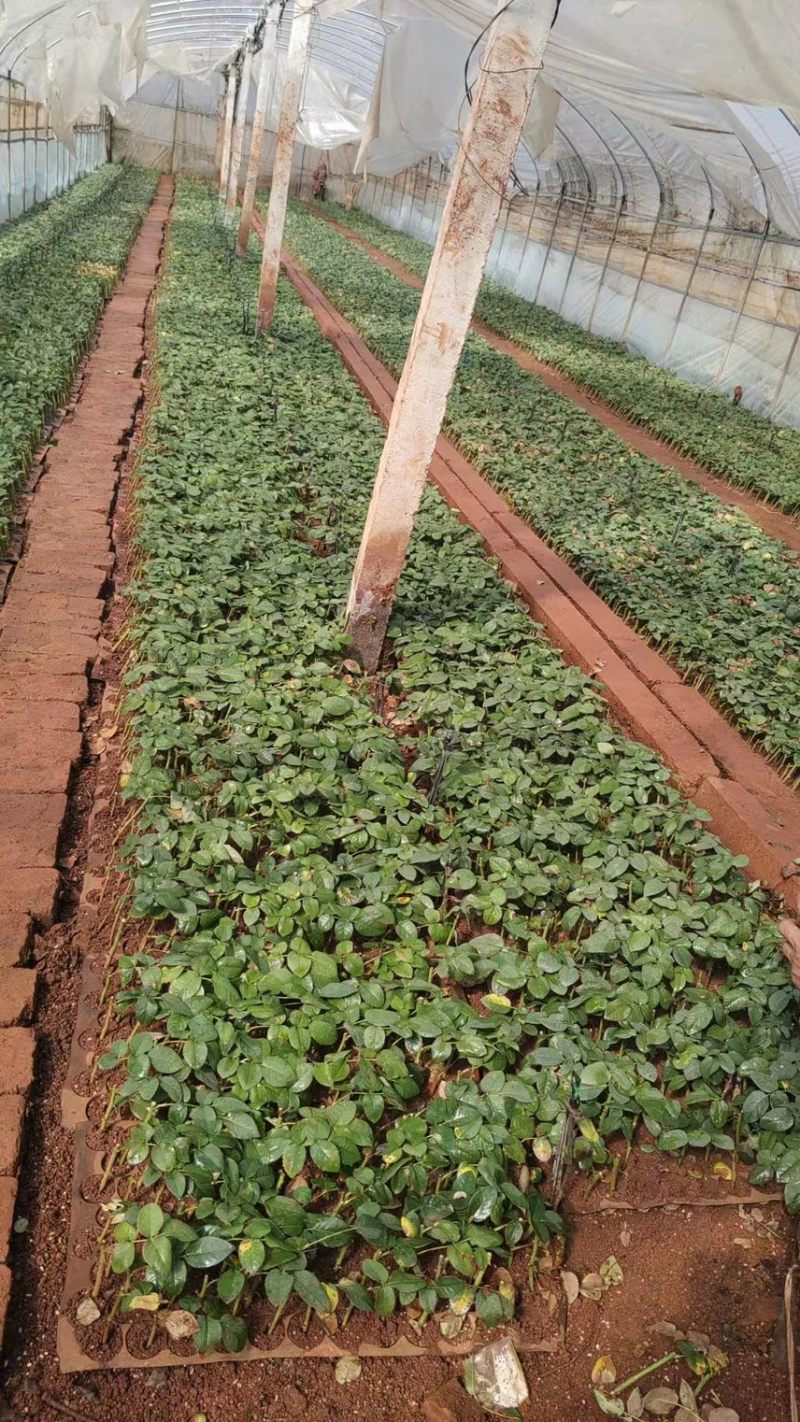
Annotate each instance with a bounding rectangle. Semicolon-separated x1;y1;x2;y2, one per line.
359;168;800;428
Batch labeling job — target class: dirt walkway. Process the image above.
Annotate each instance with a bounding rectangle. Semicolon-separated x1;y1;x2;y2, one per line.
316;208;800;558
0;173;173;1358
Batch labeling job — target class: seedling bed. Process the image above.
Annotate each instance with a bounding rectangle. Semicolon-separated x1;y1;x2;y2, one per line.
41;184;798;1400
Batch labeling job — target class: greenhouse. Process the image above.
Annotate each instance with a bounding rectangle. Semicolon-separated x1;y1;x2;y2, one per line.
0;0;800;1418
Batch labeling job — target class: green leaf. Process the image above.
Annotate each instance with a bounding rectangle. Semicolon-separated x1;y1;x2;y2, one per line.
137;1203;165;1239
293;1269;333;1314
184;1235;234;1270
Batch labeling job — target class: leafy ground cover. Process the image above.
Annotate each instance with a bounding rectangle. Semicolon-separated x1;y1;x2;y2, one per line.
321;200;800;514
94;177;800;1355
0;163;121;284
0;164;158;556
283;206;800;777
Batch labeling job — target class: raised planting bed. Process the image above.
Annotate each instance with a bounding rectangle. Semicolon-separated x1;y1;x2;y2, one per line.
282;207;800;779
0;164;158;557
65;179;800;1365
319;199;800;515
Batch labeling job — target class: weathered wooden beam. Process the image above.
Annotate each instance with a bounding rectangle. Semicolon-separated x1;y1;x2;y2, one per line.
217;66;238;207
237;7;280;256
225;42;253;224
345;0;556;672
255;0;314;329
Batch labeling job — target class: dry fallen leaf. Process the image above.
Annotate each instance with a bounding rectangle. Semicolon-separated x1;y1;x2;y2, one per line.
649;1321;680;1339
591;1355;617;1388
561;1270;580;1305
128;1293;161;1312
439;1313;465;1339
707;1410;739;1422
163;1309;199;1341
620;1226;632;1248
679;1378;696;1409
642;1386;680;1415
627;1387;644;1419
76;1297;101;1327
334;1355;362;1385
600;1255;624;1288
580;1272;604;1302
686;1329;710;1348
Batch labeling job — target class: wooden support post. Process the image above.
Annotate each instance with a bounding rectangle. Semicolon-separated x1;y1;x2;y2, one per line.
256;0;314;330
237;6;279;256
345;0;556;671
225;43;253;224
217;66;237;206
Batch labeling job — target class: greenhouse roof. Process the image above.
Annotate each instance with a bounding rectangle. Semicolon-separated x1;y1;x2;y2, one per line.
2;0;800;235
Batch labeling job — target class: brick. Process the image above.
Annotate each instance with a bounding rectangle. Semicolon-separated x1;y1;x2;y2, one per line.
694;776;800;914
0;1178;17;1264
0;917;31;968
422;1381;482;1422
7;571;106;602
0;868;60;926
0;701;78;733
0;1096;25;1173
0;793;67;866
0;628;99;667
0;1264;11;1344
493;542;715;790
494;508;682;689
0;972;36;1027
0;1029;35;1094
0;665;87;702
0;722;80;793
657;680;800;824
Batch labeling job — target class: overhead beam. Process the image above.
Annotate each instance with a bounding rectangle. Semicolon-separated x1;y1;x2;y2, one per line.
217;65;238;206
237;6;280;256
225;40;254;224
255;0;314;329
345;0;557;671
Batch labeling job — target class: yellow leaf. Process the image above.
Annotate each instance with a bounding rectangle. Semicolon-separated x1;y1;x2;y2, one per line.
401;1215;418;1238
484;993;512;1010
449;1290;474;1317
579;1118;601;1147
592;1355;617;1387
713;1162;733;1180
129;1292;161;1312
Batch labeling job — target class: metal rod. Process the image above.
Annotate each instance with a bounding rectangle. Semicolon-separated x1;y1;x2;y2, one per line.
587;196;625;334
711;222;771;391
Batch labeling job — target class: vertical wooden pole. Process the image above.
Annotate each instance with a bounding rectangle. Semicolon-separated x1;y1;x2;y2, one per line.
237;6;279;256
225;42;253;223
218;66;237;206
256;0;314;330
345;0;556;671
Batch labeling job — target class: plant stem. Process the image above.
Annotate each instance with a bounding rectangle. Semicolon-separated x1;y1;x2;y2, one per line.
610;1351;679;1397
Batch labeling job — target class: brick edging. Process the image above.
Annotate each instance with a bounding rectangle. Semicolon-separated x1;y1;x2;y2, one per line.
252;213;800;915
0;177;174;1347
